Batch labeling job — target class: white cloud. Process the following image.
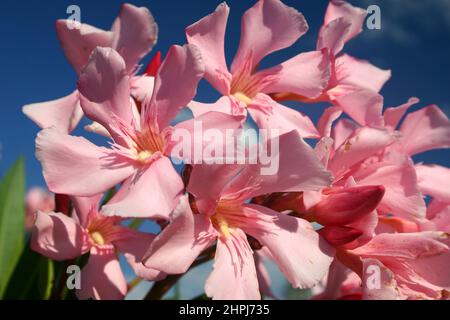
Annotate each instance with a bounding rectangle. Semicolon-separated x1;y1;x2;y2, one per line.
357;0;450;46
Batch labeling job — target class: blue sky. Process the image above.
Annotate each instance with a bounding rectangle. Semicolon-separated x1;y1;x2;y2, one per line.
0;0;449;298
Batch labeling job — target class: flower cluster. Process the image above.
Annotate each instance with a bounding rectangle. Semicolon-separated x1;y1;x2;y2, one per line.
24;0;450;300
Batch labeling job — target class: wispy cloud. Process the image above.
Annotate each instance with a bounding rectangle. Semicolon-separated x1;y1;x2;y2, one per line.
358;0;450;46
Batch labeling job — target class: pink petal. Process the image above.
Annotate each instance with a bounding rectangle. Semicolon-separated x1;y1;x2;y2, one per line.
55;20;113;74
317;17;352;55
205;229;260;300
102;157;183;220
317;106;342;138
78;47;134;144
260;50;330;99
354;153;426;220
71;195;103;228
328;127;397;176
352;232;448;260
36;127;135;197
111;3;158;73
188;96;238;118
22;91;83;134
310;185;385;226
77;247;127;300
247;94;319;138
231;0;308;74
114;230;165;281
254;252;276;299
427;200;450;233
130;75;155;103
416;164;450;203
186;2;232;94
361;259;401;300
398;104;450;156
334;89;384;126
31;211;89;260
143;195;215;274
383;97;420;130
331;118;358;149
323;0;366;47
143;44;204;131
223;130;332;199
314;137;334;167
167;111;245;164
335;54;391;93
242;204;334;289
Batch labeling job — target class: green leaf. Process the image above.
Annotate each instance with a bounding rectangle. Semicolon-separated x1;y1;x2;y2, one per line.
0;157;25;298
4;243;54;299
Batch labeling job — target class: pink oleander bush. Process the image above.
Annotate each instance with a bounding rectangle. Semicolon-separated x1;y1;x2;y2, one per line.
1;0;447;300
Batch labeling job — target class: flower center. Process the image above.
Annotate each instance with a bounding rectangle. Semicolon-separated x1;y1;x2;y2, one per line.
137;150;154;164
232;91;253;105
87;215;123;246
210;199;244;239
211;214;231;239
89;231;105;245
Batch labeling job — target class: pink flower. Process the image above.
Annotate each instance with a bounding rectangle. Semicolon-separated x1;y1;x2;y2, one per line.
273;0;390;128
340;232;450;300
143;131;335;299
25;187;55;230
36;44;242;220
186;0;331;138
23;3;158;134
31;194;164;300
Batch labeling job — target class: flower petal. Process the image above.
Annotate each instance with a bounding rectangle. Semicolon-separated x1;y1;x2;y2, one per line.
323;0;366;47
354;153;426;220
143;44;205;131
231;0;308;73
334;89;384;126
36;127;134;196
398;104;450;156
242;204;335;289
416;164;450;203
317;106;342;138
55;20;113;74
328;127;397;177
71;195;103;228
111;3;158;73
186;2;232;94
205;229;260;300
78;47;134;144
31;211;88;260
383;97;420;130
260;50;330;99
143;195;215;274
248;94;319;138
22;91;83;134
76;247;127;300
102;157;183;220
335;54;391;93
114;230;165;281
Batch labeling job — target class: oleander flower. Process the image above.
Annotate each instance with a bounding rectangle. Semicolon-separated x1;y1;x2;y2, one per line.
23;3;158;134
186;0;331;138
143;131;335;299
31;194;164;300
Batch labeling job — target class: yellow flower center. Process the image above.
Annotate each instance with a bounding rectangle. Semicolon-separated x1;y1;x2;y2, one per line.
90;231;105;245
137;150;154;163
232;91;253;105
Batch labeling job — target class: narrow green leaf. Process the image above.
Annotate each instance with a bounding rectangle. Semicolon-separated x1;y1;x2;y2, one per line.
0;157;25;298
4;242;54;299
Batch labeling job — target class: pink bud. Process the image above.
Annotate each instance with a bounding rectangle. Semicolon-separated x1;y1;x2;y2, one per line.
319;226;363;246
311;185;385;226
